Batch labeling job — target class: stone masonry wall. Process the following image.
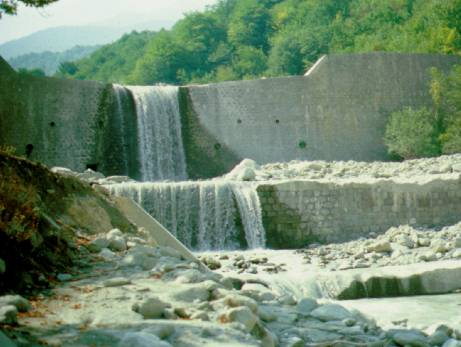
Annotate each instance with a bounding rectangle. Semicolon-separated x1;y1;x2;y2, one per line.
258;177;461;249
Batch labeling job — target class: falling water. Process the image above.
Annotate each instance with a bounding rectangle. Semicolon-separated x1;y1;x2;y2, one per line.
113;84;130;174
107;180;266;250
127;85;187;182
231;183;266;248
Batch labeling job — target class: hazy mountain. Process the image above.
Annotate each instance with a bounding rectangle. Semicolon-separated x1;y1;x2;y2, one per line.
8;45;101;75
0;20;172;59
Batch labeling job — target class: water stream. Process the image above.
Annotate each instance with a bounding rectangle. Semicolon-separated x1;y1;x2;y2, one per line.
127;85;187;182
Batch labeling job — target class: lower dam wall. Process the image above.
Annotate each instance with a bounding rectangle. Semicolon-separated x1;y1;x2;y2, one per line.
258;176;461;248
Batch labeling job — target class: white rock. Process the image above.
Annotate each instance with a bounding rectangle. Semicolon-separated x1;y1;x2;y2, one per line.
226;159;260;181
118;332;172;347
258;306;277;322
88;237;110;253
310;304;353;322
432;240;449;253
173;287;210;302
0;305;17;324
367;240;392;253
132;298;170;319
0;295;31;312
393;331;429;347
223;294;258;313
296;298;318;315
108;236;127;252
226;306;258;331
278;294;297;306
103;277;132;287
99;248;117;260
443;339;461;347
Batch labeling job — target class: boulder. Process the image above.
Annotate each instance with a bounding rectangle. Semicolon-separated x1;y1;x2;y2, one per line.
132;298;170;319
0;295;31;312
392;330;429;347
0;305;17;325
226;306;258;331
117;332;172;347
310;304;353;322
367;240;392;253
296;298;318;315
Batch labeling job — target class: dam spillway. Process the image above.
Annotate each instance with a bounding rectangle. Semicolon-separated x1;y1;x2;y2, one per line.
127;85;187;182
107;180;266;251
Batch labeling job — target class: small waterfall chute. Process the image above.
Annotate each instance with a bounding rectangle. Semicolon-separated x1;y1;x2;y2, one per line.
127;85;187;182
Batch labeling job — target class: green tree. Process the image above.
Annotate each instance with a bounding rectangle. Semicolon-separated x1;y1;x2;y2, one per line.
227;0;272;51
384;107;440;159
0;0;58;17
232;46;267;78
130;31;182;85
17;67;45;76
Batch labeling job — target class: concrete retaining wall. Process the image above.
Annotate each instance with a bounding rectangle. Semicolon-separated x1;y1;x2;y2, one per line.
0;56;140;177
258;176;461;248
185;53;459;178
1;53;459;179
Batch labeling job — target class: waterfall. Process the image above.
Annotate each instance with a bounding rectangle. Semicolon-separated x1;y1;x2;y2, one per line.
113;84;130;174
127;85;187;182
107;180;266;250
231;183;266;248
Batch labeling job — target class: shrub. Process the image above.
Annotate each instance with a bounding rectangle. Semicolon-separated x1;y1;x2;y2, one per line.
384;106;440;159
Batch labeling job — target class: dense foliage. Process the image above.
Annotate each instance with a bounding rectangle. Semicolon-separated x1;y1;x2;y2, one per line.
59;0;460;85
55;31;156;84
384;65;461;159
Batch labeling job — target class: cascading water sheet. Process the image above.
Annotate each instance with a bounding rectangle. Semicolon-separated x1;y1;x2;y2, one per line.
112;84;130;174
127;85;187;182
107;180;266;250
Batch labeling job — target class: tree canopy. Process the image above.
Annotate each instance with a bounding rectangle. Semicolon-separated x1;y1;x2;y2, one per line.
0;0;58;18
58;0;461;85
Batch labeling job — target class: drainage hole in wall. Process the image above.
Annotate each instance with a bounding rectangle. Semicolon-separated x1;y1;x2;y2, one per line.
49;121;56;127
298;140;307;149
214;143;222;150
237;119;242;124
86;163;99;171
275;119;280;124
25;144;34;157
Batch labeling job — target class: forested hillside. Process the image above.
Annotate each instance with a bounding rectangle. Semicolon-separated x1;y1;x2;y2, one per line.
59;0;460;85
8;45;99;75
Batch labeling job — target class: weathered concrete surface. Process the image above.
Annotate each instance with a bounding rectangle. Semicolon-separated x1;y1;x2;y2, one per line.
1;53;459;180
186;53;459;177
258;175;461;248
0;57;139;177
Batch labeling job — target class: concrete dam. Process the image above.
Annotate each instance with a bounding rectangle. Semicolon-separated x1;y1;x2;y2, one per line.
1;52;461;249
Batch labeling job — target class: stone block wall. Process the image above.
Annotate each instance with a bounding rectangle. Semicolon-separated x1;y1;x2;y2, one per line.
258;177;461;248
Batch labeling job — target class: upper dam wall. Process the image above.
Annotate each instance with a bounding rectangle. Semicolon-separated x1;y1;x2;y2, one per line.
0;57;140;177
184;53;459;178
0;53;459;179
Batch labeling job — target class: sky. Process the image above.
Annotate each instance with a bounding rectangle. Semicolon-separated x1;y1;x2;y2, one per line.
0;0;218;44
